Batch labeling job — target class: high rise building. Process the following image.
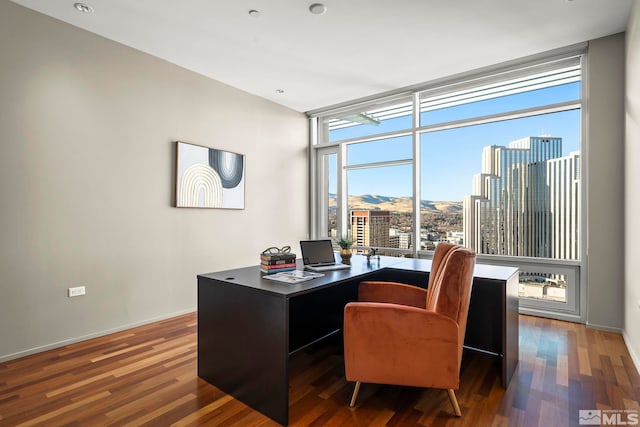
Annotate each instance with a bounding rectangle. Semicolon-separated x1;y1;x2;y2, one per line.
390;230;413;249
464;136;579;260
350;210;390;248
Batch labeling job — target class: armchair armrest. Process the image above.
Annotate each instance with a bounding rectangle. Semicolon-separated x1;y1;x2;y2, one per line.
359;281;427;309
344;302;460;390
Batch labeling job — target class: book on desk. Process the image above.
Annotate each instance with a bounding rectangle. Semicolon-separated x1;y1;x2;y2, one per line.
260;251;297;274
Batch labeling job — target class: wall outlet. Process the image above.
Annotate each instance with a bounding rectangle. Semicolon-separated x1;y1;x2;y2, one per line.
68;286;86;297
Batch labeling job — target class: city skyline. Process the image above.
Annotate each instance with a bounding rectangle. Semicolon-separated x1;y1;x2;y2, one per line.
339;134;580;251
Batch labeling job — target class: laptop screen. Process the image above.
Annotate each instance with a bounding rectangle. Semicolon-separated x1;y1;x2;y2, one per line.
300;240;336;265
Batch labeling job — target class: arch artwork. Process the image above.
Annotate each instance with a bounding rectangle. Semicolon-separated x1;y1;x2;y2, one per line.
175;141;245;209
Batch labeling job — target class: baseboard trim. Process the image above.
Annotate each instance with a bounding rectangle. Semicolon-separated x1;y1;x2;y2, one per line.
585;321;623;333
519;307;584;323
623;330;640;375
0;308;196;363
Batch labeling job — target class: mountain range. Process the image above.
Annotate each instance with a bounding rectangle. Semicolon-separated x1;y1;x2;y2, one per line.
328;194;463;214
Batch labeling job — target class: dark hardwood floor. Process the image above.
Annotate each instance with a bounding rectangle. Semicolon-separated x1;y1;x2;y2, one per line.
1;313;639;426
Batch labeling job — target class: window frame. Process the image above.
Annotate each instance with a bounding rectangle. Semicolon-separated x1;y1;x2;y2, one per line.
308;47;587;322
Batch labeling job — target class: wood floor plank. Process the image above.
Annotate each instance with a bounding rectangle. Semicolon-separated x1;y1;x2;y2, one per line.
557;354;569;387
171;394;235;427
1;313;639;426
14;390;112;427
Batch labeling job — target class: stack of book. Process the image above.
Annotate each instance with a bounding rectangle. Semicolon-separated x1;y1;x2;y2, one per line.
260;252;297;274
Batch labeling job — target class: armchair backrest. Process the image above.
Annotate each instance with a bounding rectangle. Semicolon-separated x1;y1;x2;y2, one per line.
426;242;458;303
426;243;476;364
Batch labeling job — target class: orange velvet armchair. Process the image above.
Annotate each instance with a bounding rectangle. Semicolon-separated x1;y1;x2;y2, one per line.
343;243;476;416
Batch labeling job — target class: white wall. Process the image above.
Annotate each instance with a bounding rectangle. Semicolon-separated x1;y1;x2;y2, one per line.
625;2;640;369
586;33;626;331
0;2;308;361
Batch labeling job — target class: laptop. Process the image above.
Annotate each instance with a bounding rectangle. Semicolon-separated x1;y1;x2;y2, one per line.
299;239;351;272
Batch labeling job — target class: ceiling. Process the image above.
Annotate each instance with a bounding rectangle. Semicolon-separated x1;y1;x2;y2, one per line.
10;0;633;113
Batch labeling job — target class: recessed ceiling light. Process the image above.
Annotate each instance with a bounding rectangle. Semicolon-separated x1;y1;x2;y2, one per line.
248;9;260;17
309;3;327;15
73;3;93;13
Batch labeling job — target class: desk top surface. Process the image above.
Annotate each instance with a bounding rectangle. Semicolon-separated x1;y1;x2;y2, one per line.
198;254;518;298
388;258;519;281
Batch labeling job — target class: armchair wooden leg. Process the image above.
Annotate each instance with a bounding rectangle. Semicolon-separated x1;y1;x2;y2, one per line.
349;381;362;408
447;389;462;416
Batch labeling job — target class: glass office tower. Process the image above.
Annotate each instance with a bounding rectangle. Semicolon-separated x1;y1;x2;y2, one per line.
464;136;580;260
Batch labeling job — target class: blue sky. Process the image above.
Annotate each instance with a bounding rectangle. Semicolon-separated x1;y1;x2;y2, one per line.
329;82;581;201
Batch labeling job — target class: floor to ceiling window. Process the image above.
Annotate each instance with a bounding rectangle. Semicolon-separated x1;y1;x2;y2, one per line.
309;50;585;321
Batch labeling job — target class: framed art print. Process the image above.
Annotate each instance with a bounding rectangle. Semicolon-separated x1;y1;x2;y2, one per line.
175;141;245;209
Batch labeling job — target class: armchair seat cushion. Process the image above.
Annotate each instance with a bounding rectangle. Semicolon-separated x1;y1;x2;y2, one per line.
344;302;460;389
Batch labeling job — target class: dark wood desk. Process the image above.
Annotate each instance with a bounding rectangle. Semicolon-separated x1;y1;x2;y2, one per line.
197;255;518;426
